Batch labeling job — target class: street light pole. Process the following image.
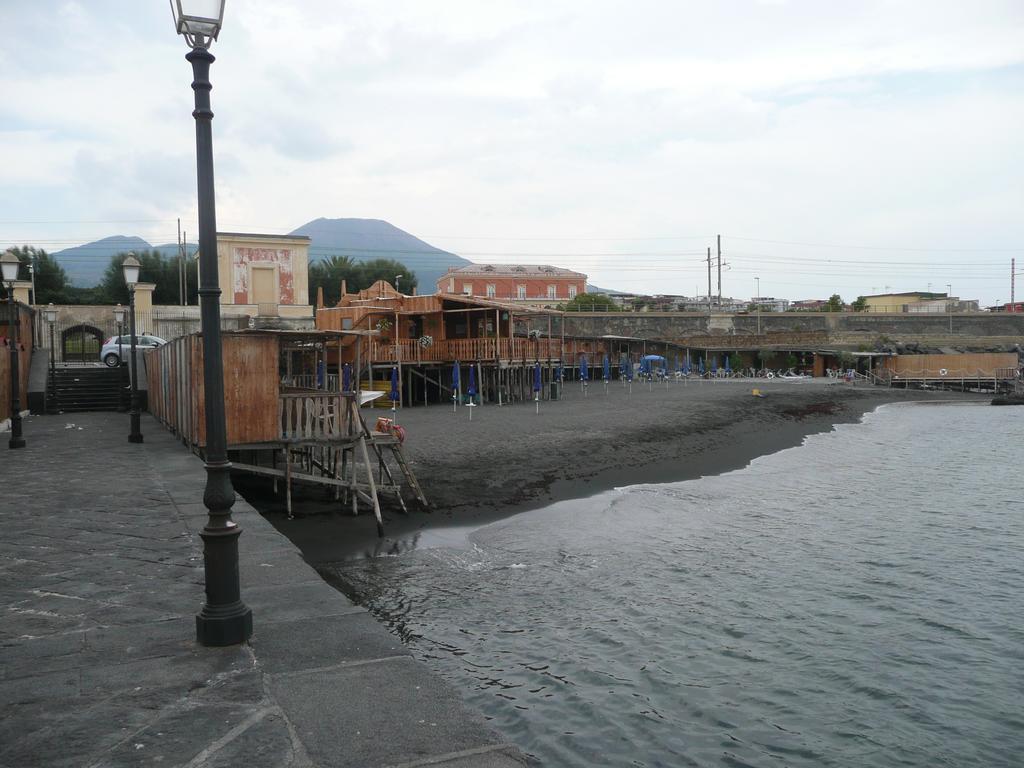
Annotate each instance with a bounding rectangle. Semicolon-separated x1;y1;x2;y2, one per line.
43;303;58;413
947;283;953;334
755;276;761;336
2;250;25;449
114;304;127;411
172;0;252;647
123;254;144;443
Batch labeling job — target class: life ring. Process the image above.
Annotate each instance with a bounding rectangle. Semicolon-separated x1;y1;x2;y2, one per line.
939;368;948;376
766;371;775;379
392;424;406;444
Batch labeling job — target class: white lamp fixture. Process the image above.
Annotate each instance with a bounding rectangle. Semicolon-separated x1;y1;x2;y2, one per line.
113;304;127;324
122;254;141;287
170;0;226;48
43;303;58;324
1;250;20;283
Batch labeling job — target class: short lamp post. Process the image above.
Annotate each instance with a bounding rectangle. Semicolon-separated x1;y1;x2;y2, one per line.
2;250;25;449
113;304;127;411
395;274;403;294
171;0;253;647
122;254;144;443
43;303;58;412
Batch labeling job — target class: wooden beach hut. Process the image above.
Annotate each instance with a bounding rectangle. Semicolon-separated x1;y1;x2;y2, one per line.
145;328;427;533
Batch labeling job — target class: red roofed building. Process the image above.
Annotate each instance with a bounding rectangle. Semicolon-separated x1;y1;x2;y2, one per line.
437;264;587;308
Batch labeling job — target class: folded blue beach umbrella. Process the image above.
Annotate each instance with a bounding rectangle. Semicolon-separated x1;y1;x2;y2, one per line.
711;357;718;375
580;355;589;382
698;357;705;375
555;363;563;382
468;364;477;399
626;358;633;381
317;360;325;389
389;366;400;402
724;356;732;374
342;363;352;392
533;362;542;392
603;355;610;382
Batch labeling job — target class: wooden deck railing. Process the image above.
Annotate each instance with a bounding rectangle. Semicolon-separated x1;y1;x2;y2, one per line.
279;393;347;440
367;337;570;363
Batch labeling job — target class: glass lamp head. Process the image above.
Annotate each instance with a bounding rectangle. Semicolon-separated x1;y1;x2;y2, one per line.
43;303;58;324
122;254;141;287
170;0;226;48
113;304;127;324
0;250;20;283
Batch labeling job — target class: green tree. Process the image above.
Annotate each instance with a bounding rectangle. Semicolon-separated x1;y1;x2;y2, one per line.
355;259;417;294
851;295;868;312
1;246;69;303
309;255;359;306
98;250;197;305
827;293;844;312
559;292;620;312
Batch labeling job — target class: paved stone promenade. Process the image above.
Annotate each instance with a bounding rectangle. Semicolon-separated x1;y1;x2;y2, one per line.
0;413;528;768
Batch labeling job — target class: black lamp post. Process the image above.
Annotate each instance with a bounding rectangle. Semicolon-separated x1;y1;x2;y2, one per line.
122;254;144;443
171;0;252;647
113;304;127;411
2;250;25;449
43;303;58;413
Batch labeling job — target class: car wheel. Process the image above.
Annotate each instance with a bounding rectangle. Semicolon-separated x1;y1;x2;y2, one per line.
104;353;120;368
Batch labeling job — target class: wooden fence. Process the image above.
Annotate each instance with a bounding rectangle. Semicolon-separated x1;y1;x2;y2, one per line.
146;332;280;448
881;353;1019;380
0;303;34;424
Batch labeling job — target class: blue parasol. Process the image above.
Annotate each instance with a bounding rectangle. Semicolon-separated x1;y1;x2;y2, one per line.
452;361;461;412
342;363;352;392
698;357;705;375
390;366;400;402
711;357;718;375
533;362;542;413
580;355;589;382
317;360;325;389
603;355;610;382
724;355;732;374
467;364;478;419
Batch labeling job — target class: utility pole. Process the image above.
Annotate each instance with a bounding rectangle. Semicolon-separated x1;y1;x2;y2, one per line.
716;234;722;307
706;247;712;314
178;218;184;306
1012;258;1016;312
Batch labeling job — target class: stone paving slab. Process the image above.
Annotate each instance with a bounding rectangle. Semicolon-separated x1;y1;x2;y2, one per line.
0;412;528;768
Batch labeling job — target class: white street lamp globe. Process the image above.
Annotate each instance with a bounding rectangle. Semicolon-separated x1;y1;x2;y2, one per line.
170;0;226;48
43;303;58;324
1;250;20;283
113;304;127;324
122;254;141;287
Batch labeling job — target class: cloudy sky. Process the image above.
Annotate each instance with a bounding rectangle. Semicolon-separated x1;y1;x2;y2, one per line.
2;1;1022;303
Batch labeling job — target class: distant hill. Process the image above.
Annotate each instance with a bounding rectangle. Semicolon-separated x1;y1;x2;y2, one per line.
288;218;470;291
53;236;153;287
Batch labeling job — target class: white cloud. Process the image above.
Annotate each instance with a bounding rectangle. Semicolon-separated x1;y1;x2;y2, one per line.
0;0;1021;302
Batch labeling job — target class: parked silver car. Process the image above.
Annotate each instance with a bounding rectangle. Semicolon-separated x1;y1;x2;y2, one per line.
101;334;167;367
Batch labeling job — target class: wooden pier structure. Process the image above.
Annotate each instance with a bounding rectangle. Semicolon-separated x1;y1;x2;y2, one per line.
314;281;677;406
145;328;427;536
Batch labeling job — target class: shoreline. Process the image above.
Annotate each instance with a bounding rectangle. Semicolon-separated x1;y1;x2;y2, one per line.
240;381;980;567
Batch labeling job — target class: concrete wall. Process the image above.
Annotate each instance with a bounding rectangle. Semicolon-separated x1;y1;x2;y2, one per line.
559;311;1024;345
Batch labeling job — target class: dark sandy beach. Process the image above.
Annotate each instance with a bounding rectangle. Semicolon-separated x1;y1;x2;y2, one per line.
238;379;975;565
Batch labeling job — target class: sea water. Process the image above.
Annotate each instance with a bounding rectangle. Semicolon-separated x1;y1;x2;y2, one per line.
329;403;1023;767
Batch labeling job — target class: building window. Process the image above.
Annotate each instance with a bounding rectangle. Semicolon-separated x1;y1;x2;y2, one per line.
568;285;577;299
547;285;557;299
463;283;473;295
517;285;526;300
486;283;496;298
